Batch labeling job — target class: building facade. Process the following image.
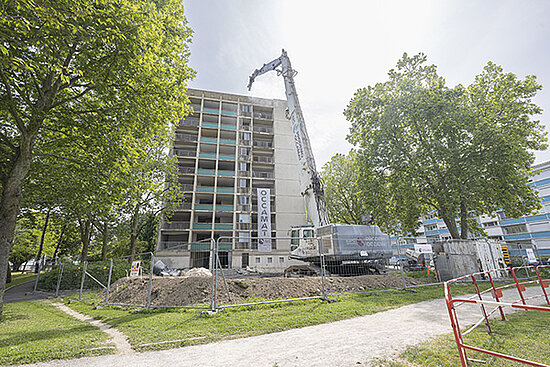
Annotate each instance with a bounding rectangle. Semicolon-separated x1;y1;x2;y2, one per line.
394;161;550;258
155;88;307;271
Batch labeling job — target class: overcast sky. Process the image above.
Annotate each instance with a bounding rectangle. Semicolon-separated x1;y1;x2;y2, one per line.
182;0;550;167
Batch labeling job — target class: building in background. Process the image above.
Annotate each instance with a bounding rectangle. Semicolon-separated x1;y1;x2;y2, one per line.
393;160;550;259
155;88;307;271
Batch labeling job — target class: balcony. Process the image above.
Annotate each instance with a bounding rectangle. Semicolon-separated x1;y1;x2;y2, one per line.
219;138;236;145
190;103;201;112
202;122;218;129
237;204;250;211
180;184;194;192
253;112;273;120
252;171;274;179
237;223;251;230
200;137;217;144
197;169;216;175
179;167;195;174
174;150;196;158
198;152;216;159
196;186;215;193
217;187;234;194
252;156;273;163
175;133;198;142
239;124;251;131
253;140;273;149
158;241;188;250
216;205;234;211
221;110;237;117
218;170;234;177
175;202;191;210
162;222;190;230
218;154;235;161
214;223;233;230
195;204;214;210
253;126;274;134
203;107;219;115
193;223;212;230
179;118;199;127
221;124;237;131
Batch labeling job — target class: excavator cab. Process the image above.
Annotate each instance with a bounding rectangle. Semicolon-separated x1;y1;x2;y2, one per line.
289;225;318;258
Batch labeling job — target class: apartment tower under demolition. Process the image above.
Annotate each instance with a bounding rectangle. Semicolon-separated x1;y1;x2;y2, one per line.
156;88;307;271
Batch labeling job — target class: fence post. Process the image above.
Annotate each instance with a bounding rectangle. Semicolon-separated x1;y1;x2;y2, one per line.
318;237;328;300
396;237;407;289
534;265;550;305
55;261;65;298
213;238;219;310
487;270;506;321
146;253;154;309
79;261;87;301
33;256;44;293
105;259;113;305
471;274;492;334
510;267;526;305
210;239;216;312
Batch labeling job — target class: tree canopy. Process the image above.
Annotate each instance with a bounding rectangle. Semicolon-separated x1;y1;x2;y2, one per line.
345;53;546;238
0;0;194;314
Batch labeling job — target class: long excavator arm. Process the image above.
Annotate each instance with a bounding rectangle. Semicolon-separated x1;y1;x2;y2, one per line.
247;57;283;91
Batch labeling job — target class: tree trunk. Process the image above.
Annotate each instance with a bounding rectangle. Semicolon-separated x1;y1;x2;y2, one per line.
53;224;66;264
0;131;37;316
441;213;460;239
35;208;51;273
460;201;469;239
129;211;139;264
79;215;93;263
101;222;108;261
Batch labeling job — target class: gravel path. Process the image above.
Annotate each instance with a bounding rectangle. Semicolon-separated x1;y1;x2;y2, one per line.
50;302;133;355
21;286;545;367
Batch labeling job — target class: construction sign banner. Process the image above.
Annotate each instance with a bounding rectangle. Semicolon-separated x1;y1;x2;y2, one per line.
257;188;272;252
130;261;141;277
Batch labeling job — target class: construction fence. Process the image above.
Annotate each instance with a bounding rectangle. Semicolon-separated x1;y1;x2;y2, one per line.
33;236;546;313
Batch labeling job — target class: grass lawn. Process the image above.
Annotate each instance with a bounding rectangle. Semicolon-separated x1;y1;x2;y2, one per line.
0;301;114;365
69;282;497;352
6;272;37;289
375;309;550;366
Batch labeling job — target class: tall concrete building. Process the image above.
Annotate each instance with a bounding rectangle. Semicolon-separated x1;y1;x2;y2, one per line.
156;88;307;271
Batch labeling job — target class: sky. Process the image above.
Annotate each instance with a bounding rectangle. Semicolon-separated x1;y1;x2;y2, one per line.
182;0;550;167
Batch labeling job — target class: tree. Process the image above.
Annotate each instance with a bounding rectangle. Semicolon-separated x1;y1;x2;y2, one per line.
321;150;397;232
0;0;194;314
345;53;546;238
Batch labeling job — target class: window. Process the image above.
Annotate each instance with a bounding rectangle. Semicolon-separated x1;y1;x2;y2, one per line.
239;179;247;188
239;232;250;242
425;224;438;232
239;196;249;204
290;229;299;250
303;229;314;238
240;162;248;171
267;257;273;263
504;224;527;234
243;132;251;140
483;221;498;228
255;257;260;263
241;147;248;155
242;105;251;113
239;214;251;223
279;257;284;263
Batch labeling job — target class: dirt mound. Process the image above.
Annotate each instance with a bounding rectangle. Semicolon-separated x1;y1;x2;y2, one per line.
103;274;424;307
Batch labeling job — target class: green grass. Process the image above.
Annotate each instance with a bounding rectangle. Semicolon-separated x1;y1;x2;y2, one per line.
6;272;37;288
399;310;550;366
68;282;497;352
0;301;114;365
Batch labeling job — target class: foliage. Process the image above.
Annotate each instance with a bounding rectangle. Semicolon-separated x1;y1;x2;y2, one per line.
345;53;546;238
0;0;194;308
0;301;113;365
6;272;36;287
321;151;397;232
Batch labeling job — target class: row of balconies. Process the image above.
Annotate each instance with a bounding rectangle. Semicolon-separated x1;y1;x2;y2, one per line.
161;221;276;231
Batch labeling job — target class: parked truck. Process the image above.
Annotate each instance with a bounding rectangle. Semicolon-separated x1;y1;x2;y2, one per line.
248;50;392;275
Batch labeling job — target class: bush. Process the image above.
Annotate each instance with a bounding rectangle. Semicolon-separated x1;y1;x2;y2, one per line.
37;260;142;291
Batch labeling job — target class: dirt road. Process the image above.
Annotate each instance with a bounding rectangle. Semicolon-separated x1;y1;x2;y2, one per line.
21;286;544;367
